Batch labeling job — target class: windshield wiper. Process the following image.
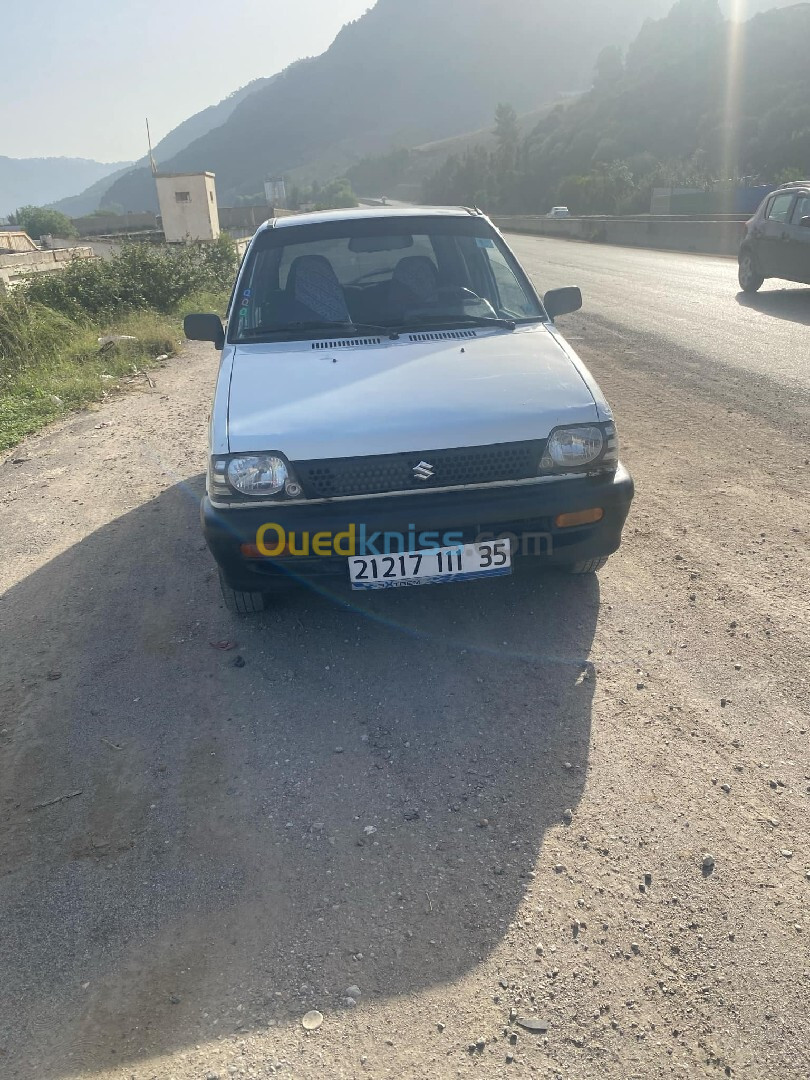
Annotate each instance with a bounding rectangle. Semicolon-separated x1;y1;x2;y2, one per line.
397;314;517;332
240;321;399;339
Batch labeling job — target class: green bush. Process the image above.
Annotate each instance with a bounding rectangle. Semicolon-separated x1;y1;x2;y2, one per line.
25;235;238;320
0;238;235;451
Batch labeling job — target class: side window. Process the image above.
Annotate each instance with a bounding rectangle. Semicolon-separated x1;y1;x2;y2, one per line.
766;193;795;223
790;195;810;225
235;247;281;333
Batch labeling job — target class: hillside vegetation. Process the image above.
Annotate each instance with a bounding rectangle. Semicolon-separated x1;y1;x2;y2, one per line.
345;104;560;202
423;0;810;214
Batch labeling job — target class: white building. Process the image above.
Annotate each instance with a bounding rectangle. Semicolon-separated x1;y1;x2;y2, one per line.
155;172;220;243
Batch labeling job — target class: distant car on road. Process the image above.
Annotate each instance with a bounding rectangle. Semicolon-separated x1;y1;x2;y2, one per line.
738;181;810;292
547;206;571;218
185;206;633;613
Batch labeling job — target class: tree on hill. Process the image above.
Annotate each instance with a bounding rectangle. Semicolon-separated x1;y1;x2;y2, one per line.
494;104;520;161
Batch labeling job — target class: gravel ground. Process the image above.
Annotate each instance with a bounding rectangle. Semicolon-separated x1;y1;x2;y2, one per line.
1;304;808;1080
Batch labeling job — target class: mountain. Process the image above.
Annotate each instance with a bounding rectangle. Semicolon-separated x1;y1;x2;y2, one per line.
98;0;681;212
422;0;810;213
52;76;275;216
48;165;136;218
49;0;802;217
0;157;130;218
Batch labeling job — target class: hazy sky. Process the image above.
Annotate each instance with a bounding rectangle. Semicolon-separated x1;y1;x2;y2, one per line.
1;0;793;162
2;0;370;161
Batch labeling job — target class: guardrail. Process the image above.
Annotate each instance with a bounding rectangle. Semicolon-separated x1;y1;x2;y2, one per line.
492;215;746;257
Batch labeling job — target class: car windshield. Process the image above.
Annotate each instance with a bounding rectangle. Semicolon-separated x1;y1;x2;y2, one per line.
228;214;545;342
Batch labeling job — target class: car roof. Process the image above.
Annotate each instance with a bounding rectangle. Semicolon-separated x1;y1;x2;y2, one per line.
258;205;483;231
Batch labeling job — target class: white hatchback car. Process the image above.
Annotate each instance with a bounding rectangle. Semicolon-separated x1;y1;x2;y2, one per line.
185;207;633;613
547;206;571;218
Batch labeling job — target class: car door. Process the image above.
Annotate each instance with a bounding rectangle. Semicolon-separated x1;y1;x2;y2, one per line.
758;192;797;277
786;192;810;284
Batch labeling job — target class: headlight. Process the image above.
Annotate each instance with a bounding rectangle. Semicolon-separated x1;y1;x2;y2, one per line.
540;423;618;472
209;453;302;500
227;455;289;496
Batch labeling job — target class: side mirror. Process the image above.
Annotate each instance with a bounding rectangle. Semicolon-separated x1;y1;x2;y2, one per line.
543;287;582;321
184;313;225;349
800;216;810;229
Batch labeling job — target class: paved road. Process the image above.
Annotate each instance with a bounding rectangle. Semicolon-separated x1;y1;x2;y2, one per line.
507;234;810;392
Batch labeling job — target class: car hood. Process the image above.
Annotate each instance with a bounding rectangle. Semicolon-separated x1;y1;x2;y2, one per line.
226;325;600;459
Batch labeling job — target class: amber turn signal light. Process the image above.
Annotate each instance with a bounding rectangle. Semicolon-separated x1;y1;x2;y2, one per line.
555;508;604;528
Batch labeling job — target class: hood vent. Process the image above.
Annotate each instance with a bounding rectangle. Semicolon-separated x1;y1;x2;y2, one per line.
311;337;382;350
407;329;478;343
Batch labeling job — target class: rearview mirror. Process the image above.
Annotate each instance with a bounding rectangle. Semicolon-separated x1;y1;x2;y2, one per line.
543;287;582;321
184;313;225;349
348;234;413;253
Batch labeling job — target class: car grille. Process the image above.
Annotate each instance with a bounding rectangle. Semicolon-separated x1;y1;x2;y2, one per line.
294;441;546;499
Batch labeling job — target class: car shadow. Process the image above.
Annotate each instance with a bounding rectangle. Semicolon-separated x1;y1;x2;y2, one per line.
736;286;810;325
0;476;600;1078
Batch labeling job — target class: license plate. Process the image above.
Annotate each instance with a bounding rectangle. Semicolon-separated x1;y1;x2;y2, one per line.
348;540;512;590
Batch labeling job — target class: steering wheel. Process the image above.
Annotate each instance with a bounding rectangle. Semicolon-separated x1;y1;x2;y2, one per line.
347;268;394;286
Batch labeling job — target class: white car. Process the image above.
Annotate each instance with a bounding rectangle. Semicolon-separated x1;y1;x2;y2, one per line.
547;206;571;218
185;207;633;614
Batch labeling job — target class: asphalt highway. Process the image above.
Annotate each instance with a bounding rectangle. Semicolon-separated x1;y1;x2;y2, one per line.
507;233;810;393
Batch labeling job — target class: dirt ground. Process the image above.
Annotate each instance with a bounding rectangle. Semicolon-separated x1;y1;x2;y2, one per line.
0;313;808;1080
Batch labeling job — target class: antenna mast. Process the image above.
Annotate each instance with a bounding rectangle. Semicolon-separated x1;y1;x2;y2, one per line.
146;118;157;176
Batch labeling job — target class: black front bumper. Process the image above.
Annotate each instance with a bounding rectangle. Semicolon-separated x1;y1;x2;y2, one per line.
203;465;634;591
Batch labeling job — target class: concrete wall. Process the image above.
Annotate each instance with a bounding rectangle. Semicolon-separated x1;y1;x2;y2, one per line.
0;246;95;290
51;237;124;260
156;172;220;243
219;205;272;232
219;206;296;239
492;215;747;257
68;206;295;243
73;212;158;237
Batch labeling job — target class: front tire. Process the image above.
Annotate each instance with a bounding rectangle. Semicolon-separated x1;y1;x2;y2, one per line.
738;250;764;293
563;556;610;575
219;571;268;615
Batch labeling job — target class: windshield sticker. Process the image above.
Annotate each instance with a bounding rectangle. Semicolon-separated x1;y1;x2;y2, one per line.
475;237;495;248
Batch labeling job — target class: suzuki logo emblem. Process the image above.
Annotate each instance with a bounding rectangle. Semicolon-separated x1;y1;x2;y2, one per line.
413;460;434;481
